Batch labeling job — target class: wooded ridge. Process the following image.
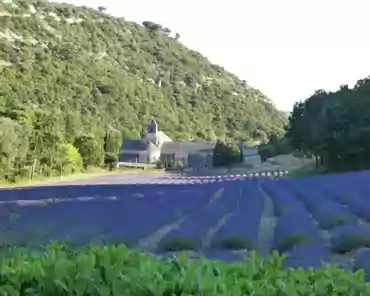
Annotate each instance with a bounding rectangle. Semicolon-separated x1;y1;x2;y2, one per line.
0;0;285;180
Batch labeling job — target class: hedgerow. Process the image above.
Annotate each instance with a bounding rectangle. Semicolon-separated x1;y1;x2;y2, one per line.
0;243;369;295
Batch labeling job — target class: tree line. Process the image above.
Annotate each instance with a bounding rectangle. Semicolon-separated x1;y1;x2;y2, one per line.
0;90;122;182
0;0;286;183
285;77;370;172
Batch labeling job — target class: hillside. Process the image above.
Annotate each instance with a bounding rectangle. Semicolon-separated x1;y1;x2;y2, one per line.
0;0;285;179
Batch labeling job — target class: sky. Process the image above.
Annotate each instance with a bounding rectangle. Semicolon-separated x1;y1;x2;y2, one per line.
53;0;370;111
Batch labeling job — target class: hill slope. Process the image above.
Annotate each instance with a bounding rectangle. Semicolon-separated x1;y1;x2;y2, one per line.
0;0;285;142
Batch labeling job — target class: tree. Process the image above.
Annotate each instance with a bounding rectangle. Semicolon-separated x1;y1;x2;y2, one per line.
104;130;122;155
104;129;122;167
142;21;162;33
285;77;370;172
213;140;241;167
162;27;171;36
27;110;63;178
0;117;29;179
56;143;83;175
0;0;286;181
98;6;106;13
75;135;105;168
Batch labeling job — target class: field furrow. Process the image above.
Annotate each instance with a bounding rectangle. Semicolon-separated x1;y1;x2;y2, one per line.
2;171;370;278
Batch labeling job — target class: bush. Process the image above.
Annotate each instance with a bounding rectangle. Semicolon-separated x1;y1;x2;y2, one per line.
56;143;84;175
277;235;316;253
175;161;184;170
217;236;252;250
155;159;163;169
158;237;196;252
332;236;370;254
0;244;369;295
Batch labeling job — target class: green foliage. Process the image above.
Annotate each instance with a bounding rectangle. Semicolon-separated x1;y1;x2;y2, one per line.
287;163;320;179
104;130;122;165
0;0;284;181
217;236;252;250
142;21;165;34
154;159;163;169
332;236;370;254
175;160;184;170
322;215;352;230
259;135;293;161
286;80;370;172
56;143;83;175
158;237;196;252
104;130;122;157
277;235;316;253
0;117;30;179
0;244;369;295
213;140;241;167
74;135;104;168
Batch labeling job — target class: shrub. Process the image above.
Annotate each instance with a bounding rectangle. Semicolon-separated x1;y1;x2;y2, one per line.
155;159;163;169
277;235;316;253
332;236;370;254
0;245;369;295
217;236;252;250
158;237;196;252
175;161;184;170
56;143;84;174
323;215;353;229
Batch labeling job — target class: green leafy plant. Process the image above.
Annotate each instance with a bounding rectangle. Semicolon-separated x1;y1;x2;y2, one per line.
277;235;316;253
332;236;370;254
0;244;369;295
323;215;352;229
217;236;252;250
175;161;184;170
158;237;196;252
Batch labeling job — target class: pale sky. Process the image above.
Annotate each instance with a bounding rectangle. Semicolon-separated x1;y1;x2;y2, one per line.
53;0;370;111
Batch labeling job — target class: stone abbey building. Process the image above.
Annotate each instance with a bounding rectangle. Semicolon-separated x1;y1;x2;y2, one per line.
119;119;262;168
119;119;215;168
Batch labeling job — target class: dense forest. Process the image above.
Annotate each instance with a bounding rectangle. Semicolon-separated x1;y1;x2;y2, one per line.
285;77;370;172
0;0;285;181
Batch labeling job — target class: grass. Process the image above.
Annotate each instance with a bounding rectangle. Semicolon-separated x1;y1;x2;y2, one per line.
0;166;164;189
286;163;319;178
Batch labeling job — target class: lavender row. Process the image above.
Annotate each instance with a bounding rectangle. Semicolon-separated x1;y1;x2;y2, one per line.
262;181;330;269
286;178;370;253
158;185;241;251
211;182;265;250
288;181;357;229
0;187;217;247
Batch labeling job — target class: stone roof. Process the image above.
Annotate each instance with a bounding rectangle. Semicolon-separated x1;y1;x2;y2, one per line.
160;141;215;155
121;140;148;153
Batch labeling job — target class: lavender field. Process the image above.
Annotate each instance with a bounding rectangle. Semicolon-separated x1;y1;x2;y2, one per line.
1;171;370;278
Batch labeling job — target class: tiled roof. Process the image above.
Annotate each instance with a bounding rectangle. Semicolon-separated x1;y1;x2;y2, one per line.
122;140;148;152
161;141;215;155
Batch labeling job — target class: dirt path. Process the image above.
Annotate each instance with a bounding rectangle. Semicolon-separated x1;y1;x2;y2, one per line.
14;172;166;187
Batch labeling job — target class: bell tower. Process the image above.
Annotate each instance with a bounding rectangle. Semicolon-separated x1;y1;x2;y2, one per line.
145;118;159;146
